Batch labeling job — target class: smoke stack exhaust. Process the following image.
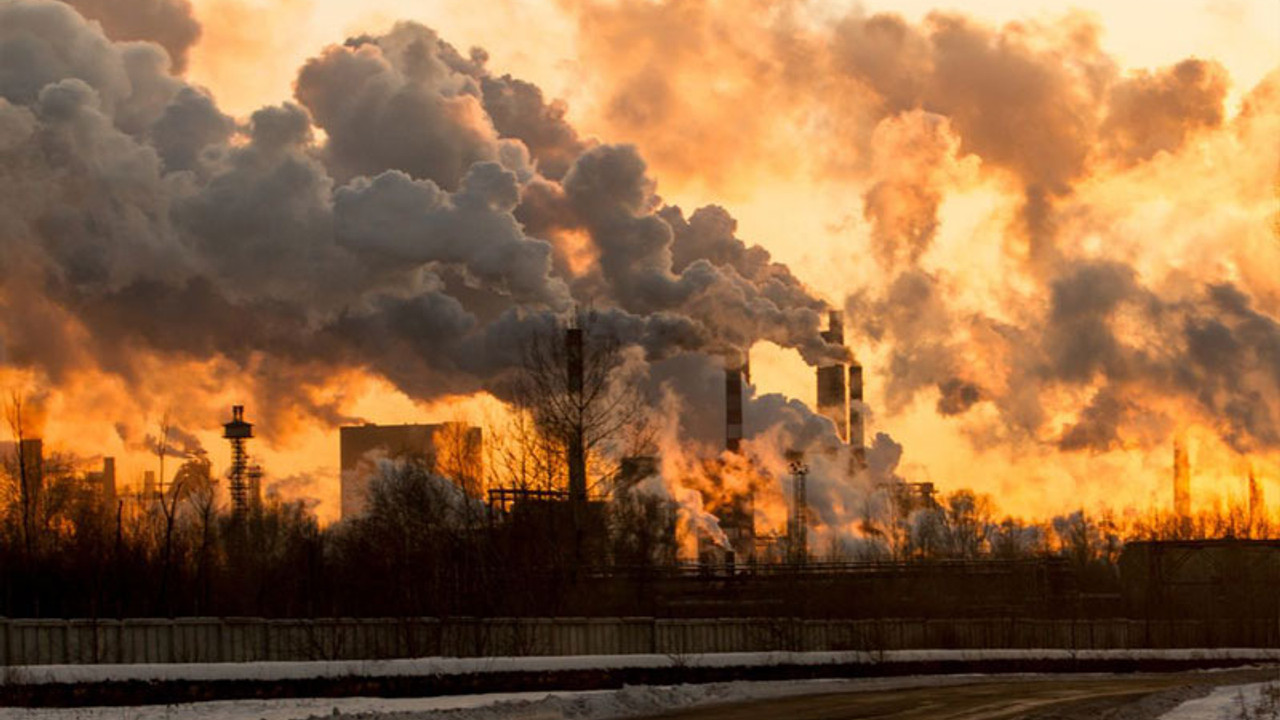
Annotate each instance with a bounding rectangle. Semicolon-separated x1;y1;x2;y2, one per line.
817;311;848;441
1173;438;1190;518
725;361;745;454
102;457;117;508
18;438;43;507
848;362;866;469
566;327;587;502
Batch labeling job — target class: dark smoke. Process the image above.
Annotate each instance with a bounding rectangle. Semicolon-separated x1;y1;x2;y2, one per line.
62;0;201;72
0;5;844;444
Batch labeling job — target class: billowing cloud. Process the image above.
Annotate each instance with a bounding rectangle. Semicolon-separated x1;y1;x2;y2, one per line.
63;0;201;72
0;2;846;457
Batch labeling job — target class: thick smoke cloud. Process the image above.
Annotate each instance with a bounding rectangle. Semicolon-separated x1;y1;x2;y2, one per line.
3;0;1277;521
62;0;200;72
1102;59;1229;166
0;3;844;450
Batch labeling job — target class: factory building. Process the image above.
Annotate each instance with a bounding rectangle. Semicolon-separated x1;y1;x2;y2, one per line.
340;422;483;519
84;457;117;508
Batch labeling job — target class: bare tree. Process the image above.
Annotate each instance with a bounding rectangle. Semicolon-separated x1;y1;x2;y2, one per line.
153;412;186;614
510;313;650;499
4;392;37;559
943;490;993;559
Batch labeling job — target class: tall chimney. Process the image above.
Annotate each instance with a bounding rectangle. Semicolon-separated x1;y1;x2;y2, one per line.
566;327;587;502
848;362;866;469
817;311;848;441
18;438;43;506
102;457;117;508
725;362;745;454
1173;438;1190;518
1248;465;1263;526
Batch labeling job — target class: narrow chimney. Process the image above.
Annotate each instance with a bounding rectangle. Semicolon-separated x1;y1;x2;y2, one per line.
848;362;866;469
817;311;848;441
1173;438;1190;518
725;363;744;454
566;327;587;502
1248;465;1263;526
18;438;43;505
102;457;117;508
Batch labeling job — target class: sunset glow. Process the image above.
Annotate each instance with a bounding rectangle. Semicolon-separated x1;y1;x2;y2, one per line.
1;0;1277;536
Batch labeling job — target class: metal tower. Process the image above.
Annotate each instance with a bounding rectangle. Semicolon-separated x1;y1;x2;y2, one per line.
223;405;254;517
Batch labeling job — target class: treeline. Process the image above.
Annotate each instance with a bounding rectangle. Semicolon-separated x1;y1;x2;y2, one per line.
2;443;1277;619
848;486;1275;564
0;454;686;618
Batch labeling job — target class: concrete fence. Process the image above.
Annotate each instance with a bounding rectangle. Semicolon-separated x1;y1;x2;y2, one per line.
2;617;1278;666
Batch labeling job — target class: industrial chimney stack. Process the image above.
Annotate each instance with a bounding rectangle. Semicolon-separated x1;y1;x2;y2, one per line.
1173;438;1191;519
566;326;587;503
815;311;868;469
816;312;849;441
18;438;43;507
848;362;866;469
725;358;746;454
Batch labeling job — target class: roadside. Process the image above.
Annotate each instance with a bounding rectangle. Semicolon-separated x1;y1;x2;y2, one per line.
632;669;1280;720
2;669;1278;720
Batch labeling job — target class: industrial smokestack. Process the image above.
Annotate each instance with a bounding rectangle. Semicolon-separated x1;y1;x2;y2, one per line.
102;457;117;508
1173;438;1190;518
566;327;587;502
1248;465;1263;526
18;438;43;506
725;360;745;454
848;362;866;469
817;311;848;442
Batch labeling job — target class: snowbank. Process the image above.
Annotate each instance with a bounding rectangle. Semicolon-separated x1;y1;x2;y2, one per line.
5;648;1280;686
1160;681;1280;720
0;675;1004;720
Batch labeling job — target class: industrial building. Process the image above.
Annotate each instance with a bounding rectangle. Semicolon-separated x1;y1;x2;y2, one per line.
340;421;483;519
2;438;118;511
690;311;875;570
83;456;117;508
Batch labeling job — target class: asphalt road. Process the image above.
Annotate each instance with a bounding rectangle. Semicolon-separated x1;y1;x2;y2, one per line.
641;668;1280;720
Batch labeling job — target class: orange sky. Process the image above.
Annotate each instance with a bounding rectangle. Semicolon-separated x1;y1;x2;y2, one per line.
22;0;1275;525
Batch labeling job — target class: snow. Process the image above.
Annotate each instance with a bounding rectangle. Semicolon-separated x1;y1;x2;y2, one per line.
5;649;1280;686
1160;681;1280;720
0;692;591;720
0;675;1005;720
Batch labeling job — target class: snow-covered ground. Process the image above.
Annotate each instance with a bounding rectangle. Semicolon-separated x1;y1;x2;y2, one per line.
1161;681;1280;720
5;670;1280;719
0;676;994;720
6;648;1280;685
